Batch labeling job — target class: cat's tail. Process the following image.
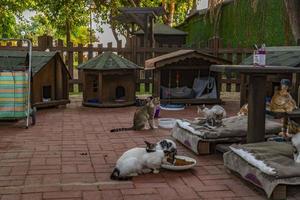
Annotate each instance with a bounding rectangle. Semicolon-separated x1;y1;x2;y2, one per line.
110;168;132;181
110;127;133;132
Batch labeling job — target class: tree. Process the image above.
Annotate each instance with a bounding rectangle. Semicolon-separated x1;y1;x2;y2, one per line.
93;0;195;43
33;0;91;45
0;0;33;38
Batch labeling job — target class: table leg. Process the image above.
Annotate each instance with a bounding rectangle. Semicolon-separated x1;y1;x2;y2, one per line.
247;75;267;143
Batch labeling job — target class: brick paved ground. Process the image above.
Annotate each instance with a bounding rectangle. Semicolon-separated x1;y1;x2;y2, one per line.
0;98;299;200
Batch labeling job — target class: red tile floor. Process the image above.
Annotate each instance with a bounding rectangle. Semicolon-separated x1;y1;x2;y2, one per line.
0;98;299;200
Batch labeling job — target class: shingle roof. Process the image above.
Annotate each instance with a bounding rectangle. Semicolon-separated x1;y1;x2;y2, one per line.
0;50;64;76
242;46;300;67
145;49;231;69
134;24;187;35
78;52;142;71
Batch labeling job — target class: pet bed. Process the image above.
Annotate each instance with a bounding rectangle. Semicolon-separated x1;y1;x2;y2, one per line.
161;86;193;99
224;141;300;199
171;116;281;154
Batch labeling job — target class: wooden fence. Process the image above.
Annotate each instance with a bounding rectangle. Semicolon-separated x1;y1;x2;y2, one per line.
0;35;252;93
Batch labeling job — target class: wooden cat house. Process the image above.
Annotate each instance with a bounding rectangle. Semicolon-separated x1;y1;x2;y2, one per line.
78;52;142;107
145;50;231;104
0;50;70;108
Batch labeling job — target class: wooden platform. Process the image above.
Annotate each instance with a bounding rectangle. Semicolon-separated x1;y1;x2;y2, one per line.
83;101;135;108
33;99;70;108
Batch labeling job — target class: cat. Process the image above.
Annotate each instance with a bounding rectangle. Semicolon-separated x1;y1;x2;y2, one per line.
279;118;300;138
292;133;300;163
270;82;297;113
110;97;160;132
197;105;226;127
237;103;248;116
110;140;175;180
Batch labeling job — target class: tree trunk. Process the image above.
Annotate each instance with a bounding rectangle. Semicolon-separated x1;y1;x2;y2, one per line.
168;0;175;27
66;18;71;45
284;0;300;43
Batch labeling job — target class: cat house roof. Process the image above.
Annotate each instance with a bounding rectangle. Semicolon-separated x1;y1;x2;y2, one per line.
145;49;231;70
78;52;142;71
0;50;70;77
242;46;300;67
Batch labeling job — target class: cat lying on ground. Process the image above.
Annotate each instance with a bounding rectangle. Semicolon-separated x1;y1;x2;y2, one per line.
111;139;177;180
111;97;160;132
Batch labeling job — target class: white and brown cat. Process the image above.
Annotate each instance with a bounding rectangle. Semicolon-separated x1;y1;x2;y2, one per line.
111;139;177;180
111;97;160;132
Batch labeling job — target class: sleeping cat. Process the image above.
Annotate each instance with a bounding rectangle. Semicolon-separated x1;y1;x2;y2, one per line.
111;139;176;180
111;97;160;132
197;105;226;127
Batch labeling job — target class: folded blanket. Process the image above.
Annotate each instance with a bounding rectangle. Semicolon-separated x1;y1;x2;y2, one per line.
230;141;300;178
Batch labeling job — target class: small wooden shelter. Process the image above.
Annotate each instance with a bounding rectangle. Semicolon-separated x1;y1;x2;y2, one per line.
241;46;300;106
0;50;70;108
145;50;231;104
134;24;187;47
78;52;142;107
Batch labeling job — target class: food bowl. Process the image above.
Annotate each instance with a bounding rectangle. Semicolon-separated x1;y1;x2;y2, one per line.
158;118;177;129
161;155;197;171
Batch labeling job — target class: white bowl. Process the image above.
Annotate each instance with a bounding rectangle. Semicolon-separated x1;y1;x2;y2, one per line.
158;118;177;129
161;155;197;171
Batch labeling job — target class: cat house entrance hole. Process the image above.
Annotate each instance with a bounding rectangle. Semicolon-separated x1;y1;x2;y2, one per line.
116;86;125;99
42;85;51;100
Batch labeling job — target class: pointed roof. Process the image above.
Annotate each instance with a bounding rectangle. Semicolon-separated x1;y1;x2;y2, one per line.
145;49;231;70
78;52;142;71
134;24;187;35
0;50;70;77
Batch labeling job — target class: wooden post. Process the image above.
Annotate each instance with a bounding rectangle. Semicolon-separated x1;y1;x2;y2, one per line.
98;44;103;55
240;74;247;106
78;44;84;92
67;42;74;92
247;75;266;143
56;39;64;59
117;40;122;56
98;73;102;103
88;44;93;60
38;35;48;51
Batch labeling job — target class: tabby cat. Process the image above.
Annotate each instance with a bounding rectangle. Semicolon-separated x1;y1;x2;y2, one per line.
279;118;300;138
270;80;297;112
110;97;160;132
237;104;248;116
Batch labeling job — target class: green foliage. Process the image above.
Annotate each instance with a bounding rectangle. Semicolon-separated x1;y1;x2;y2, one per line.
180;0;295;47
0;0;33;38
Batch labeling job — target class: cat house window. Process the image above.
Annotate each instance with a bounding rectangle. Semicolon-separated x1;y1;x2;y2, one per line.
43;85;51;102
116;86;125;99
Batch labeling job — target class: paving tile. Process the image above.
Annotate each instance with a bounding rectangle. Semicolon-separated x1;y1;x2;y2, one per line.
0;99;297;200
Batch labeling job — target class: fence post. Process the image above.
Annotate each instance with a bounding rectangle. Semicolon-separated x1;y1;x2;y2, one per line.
67;42;74;92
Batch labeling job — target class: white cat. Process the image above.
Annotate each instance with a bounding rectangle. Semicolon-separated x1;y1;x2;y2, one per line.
111;139;177;180
292;133;300;163
197;105;226;127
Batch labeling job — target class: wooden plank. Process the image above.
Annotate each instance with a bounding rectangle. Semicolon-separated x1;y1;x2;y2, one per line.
226;73;232;92
78;44;84;92
271;185;286;200
197;141;210;155
67;42;74;92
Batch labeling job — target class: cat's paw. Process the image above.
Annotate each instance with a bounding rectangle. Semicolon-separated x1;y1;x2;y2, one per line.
153;126;158;129
129;173;139;176
152;169;160;174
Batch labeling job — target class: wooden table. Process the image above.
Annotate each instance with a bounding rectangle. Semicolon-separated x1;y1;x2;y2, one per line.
210;65;300;143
